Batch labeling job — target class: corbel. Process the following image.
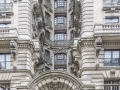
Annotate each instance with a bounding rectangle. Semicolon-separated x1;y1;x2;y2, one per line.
10;40;18;72
94;37;102;69
110;69;116;78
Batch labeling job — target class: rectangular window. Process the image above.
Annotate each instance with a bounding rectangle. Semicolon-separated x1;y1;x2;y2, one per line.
105;17;119;23
70;30;74;39
104;80;119;90
105;0;119;6
0;23;11;28
54;53;67;60
45;50;50;57
0;0;10;3
0;54;11;69
45;30;50;40
55;16;67;25
54;33;66;41
57;0;67;8
104;50;120;66
45;12;50;20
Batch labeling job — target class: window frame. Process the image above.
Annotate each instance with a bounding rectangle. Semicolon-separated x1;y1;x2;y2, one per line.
55;16;67;25
0;0;11;3
104;50;120;66
0;54;11;69
45;30;50;40
45;50;50;57
105;17;119;24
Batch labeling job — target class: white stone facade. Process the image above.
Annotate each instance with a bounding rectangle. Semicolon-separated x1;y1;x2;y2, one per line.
0;0;119;90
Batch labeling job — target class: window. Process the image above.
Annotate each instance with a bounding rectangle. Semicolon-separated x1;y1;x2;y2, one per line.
104;80;119;90
55;16;67;25
54;53;67;60
54;33;66;41
104;50;120;66
70;30;74;39
0;54;11;69
45;50;50;57
0;22;11;28
71;12;74;20
105;17;119;23
55;0;66;8
45;12;50;20
0;0;10;3
105;0;119;6
45;30;50;39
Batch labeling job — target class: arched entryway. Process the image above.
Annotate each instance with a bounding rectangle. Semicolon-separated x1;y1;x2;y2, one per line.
28;71;83;90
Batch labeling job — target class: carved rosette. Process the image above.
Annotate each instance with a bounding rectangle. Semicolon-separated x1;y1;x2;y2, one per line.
94;37;102;69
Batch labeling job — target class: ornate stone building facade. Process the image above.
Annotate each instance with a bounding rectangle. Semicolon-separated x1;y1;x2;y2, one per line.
0;0;119;90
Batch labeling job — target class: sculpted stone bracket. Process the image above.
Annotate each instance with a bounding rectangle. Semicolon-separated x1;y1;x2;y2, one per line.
94;37;102;69
110;69;116;78
10;40;18;71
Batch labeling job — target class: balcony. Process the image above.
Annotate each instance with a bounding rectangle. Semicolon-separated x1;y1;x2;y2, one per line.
103;0;120;10
44;17;52;27
44;0;52;11
0;28;18;39
55;7;67;13
44;55;52;64
94;24;120;37
54;60;67;65
54;24;67;30
69;0;74;10
0;3;12;13
45;37;74;47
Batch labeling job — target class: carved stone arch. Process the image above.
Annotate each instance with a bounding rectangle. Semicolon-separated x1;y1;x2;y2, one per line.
28;71;83;90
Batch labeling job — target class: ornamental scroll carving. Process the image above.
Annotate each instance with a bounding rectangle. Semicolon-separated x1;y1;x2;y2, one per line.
95;37;102;69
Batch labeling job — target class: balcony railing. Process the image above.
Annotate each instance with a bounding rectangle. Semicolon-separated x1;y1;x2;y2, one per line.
104;0;120;7
45;37;74;47
0;28;18;38
44;0;52;10
54;60;67;65
55;7;67;13
69;19;73;26
94;24;120;31
44;17;52;27
44;55;52;64
69;0;74;9
94;24;120;36
55;24;67;30
0;3;12;12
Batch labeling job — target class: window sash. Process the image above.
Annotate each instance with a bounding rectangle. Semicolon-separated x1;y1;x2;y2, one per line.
0;0;10;3
105;17;119;23
104;50;120;66
0;54;11;69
